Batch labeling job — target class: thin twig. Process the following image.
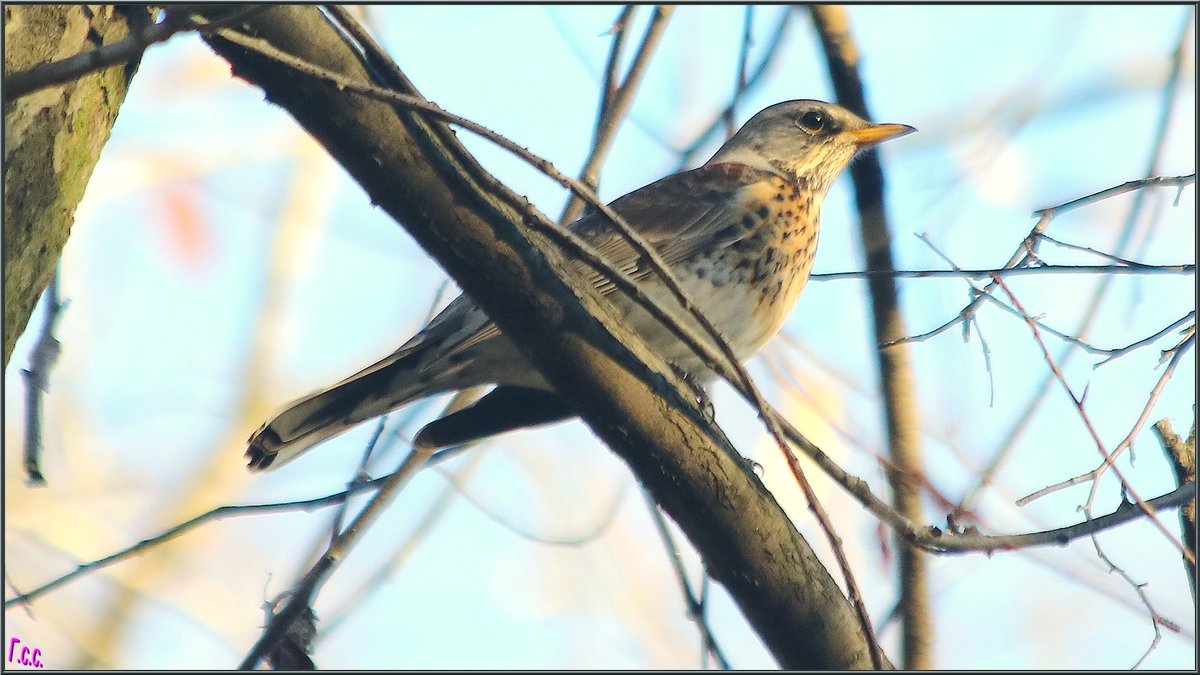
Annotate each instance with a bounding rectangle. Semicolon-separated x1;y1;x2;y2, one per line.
676;6;796;168
4;574;35;619
811;5;925;667
3;5;269;98
1015;326;1196;508
969;289;1193;369
889;174;1195;350
992;275;1193;565
20;271;65;484
318;451;489;638
3;478;388;609
1031;173;1195;219
813;262;1194;281
328;418;387;544
642;489;731;669
1095;313;1195;367
327;277;466;541
238;443;435;669
917;482;1194;554
1100;327;1195;468
559;6;673;223
948;9;1194;524
432;464;627;546
598;6;636;123
916;232;1002;403
1089;525;1173;668
1037;230;1188;268
723;6;755;139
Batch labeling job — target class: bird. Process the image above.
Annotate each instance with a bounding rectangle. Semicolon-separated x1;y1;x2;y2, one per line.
245;99;914;471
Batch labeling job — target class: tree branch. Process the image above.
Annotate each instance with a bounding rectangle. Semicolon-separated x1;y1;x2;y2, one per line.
558;6;672;224
920;482;1195;554
1152;414;1197;605
19;270;64;484
1;5;267;98
201;6;884;669
811;5;930;668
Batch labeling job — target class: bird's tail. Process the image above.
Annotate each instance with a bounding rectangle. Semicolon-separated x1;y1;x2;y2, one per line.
245;338;439;471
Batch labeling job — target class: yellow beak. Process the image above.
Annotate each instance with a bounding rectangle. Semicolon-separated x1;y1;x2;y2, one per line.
844;122;916;148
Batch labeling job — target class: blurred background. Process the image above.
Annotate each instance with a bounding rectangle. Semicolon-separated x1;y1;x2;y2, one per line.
4;4;1196;669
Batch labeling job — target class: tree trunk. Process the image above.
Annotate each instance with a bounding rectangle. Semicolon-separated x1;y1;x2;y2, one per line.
3;4;150;366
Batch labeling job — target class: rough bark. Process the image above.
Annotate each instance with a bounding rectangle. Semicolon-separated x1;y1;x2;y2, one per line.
1153;415;1197;605
3;4;151;366
202;6;887;669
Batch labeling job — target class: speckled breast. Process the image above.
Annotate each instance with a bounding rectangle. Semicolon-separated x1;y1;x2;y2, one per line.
624;174;822;376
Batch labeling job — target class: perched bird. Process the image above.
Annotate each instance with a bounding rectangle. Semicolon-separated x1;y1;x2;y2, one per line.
246;99;914;471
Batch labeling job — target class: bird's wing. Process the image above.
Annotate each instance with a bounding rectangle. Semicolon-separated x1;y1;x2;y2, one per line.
570;161;782;295
445;162;782;355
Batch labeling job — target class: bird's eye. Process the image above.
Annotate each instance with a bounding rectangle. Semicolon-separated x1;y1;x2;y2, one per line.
797;110;826;133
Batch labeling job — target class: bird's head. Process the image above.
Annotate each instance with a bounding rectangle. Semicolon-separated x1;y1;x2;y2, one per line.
706;99;915;194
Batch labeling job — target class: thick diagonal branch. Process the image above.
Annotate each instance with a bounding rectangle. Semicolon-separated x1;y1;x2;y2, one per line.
203;6;884;669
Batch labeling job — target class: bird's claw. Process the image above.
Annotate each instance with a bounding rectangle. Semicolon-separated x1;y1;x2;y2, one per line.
670;361;715;418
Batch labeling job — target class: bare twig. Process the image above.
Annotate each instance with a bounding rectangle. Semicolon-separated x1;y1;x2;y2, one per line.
1036;230;1189;268
1015;326;1195;509
948;10;1194;525
1094;313;1195;367
239;443;435;669
559;6;673;223
811;5;925;667
912;233;999;404
992;275;1193;565
327;417;387;544
3;574;35;620
723;6;755;139
326;282;470;541
598;6;636;121
1091;529;1175;668
1031;173;1195;219
812;262;1195;282
966;288;1194;369
642;489;731;669
318;451;489;638
3;478;387;609
676;6;796;168
1101;327;1195;467
20;271;65;484
891;175;1195;351
433;464;627;546
3;5;269;98
917;482;1194;554
261;597;317;669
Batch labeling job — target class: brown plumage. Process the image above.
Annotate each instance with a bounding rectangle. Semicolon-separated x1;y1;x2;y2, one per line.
246;99;914;471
